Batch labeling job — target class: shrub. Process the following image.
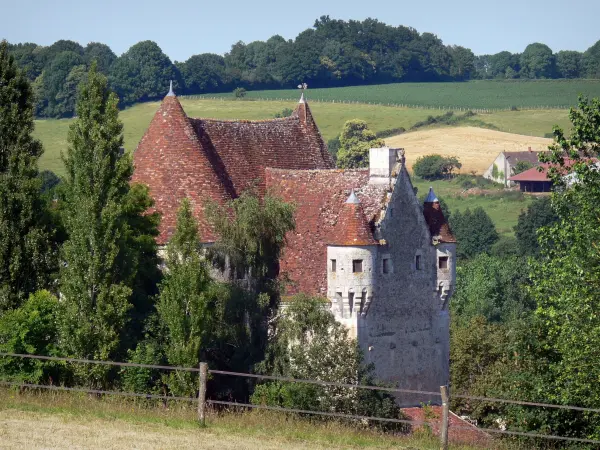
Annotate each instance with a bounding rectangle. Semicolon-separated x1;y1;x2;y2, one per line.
274;108;293;118
327;135;340;162
513;160;534;175
253;295;405;430
0;290;62;383
413;155;461;180
233;87;247;98
375;127;406;139
449;207;499;258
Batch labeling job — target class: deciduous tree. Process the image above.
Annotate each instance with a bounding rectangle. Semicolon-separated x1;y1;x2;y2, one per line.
336;120;384;168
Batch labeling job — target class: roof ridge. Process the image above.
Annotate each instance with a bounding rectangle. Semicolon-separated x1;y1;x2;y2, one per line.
190;116;299;124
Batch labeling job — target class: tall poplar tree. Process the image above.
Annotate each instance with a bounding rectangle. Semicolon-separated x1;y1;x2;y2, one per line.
58;63;134;386
0;40;52;311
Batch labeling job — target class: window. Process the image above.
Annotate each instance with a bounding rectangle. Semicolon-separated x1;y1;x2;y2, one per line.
415;254;421;270
348;292;354;315
352;259;363;273
383;258;390;274
331;259;337;272
438;256;449;269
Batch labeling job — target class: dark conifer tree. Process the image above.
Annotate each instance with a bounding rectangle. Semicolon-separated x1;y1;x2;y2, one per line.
0;40;52;311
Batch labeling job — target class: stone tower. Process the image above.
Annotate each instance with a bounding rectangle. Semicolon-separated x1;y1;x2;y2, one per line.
423;187;457;310
326;190;378;338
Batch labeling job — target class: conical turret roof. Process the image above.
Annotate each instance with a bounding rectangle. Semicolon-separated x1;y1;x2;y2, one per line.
329;190;378;246
132;86;235;243
423;187;456;243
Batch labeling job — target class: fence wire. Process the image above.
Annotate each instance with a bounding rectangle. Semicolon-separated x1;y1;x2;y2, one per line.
3;352;600;446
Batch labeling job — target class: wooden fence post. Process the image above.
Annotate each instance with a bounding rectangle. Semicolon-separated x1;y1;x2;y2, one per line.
440;385;449;450
198;362;208;426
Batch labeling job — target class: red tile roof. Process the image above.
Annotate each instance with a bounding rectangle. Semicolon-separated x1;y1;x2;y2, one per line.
266;168;388;296
402;406;492;447
329;192;379;246
508;165;550;182
132;94;334;243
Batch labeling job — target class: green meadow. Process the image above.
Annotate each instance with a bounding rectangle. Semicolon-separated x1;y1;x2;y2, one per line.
34;97;571;176
192;79;600;110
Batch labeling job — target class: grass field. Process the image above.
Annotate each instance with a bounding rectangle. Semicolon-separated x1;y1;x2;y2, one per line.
386;127;553;175
34;98;569;176
0;389;488;450
192;80;600;110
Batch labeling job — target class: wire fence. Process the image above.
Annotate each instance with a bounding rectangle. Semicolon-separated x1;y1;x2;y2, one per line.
1;351;600;447
179;94;574;114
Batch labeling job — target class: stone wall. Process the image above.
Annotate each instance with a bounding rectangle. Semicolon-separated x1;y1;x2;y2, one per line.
363;165;450;406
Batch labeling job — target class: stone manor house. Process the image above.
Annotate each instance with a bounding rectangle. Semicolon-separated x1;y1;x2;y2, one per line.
132;86;457;405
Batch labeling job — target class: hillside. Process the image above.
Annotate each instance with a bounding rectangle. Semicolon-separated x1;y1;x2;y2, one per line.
196;80;600;109
34;98;567;176
385;127;553;174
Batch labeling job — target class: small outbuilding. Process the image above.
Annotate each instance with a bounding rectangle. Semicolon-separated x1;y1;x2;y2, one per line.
508;165;552;192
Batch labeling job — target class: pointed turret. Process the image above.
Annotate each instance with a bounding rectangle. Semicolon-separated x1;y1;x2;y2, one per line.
423;187;455;243
293;92;334;167
330;190;378;246
132;84;234;244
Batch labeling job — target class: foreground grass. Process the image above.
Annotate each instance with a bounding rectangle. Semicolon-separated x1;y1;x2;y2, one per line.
34;98;567;176
193;80;600;109
0;388;486;449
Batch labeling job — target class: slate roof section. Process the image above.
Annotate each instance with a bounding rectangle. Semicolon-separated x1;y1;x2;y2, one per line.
503;150;543;165
423;188;456;243
266;168;388;296
132;92;334;244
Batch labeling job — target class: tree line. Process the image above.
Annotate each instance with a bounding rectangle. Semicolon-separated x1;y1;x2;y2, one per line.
0;41;402;427
8;16;600;118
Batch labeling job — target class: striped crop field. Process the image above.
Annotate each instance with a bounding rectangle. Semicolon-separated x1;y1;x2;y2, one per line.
191;80;600;110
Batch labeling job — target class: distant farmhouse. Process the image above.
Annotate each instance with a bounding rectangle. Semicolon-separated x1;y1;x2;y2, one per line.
132;86;456;405
483;148;541;186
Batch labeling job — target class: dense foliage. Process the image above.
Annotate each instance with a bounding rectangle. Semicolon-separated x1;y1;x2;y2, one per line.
450;96;600;443
253;295;404;428
449;207;498;258
8;17;600;118
336;120;384;168
57;64;159;387
0;41;53;311
412;154;461;180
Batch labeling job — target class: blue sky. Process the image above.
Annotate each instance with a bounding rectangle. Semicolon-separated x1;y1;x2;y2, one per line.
2;0;599;62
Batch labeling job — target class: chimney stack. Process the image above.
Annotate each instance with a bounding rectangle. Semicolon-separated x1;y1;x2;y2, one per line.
369;147;401;184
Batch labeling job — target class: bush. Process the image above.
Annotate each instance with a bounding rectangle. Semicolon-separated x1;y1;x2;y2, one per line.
513;160;534;175
274;108;293;118
233;87;247;98
449;207;499;258
375;127;406;139
413;155;461;180
0;290;62;383
327;135;340;161
253;295;405;430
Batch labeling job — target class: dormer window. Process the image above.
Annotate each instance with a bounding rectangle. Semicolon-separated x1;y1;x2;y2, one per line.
353;259;363;273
